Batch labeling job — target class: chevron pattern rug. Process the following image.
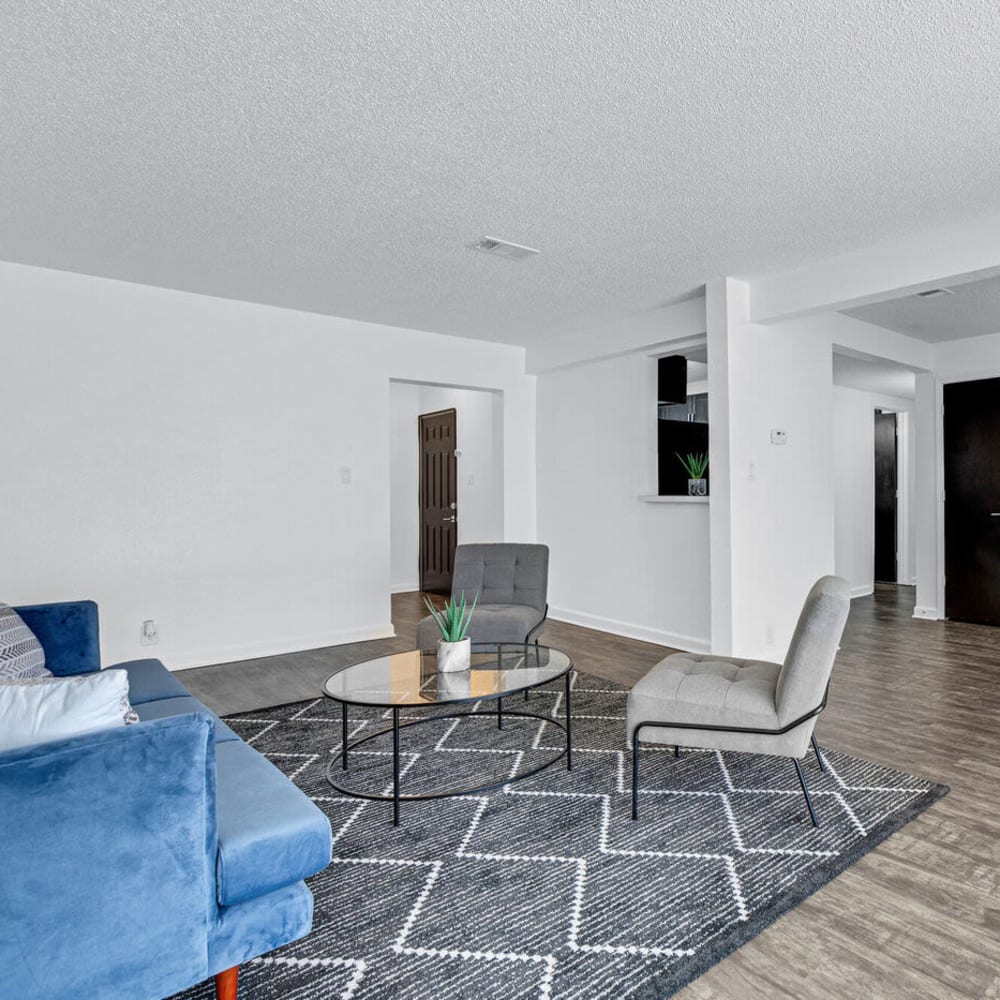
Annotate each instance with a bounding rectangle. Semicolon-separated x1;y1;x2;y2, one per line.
173;671;945;1000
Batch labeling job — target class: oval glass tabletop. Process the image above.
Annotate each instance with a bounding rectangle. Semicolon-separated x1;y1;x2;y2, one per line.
323;645;572;708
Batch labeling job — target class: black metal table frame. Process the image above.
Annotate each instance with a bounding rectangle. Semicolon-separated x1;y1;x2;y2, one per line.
326;668;573;826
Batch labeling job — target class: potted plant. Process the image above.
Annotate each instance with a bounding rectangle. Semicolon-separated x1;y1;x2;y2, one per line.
676;452;709;496
423;591;479;672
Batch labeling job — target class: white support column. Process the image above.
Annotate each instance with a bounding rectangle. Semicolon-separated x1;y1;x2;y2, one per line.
706;277;738;656
708;279;838;660
913;372;942;619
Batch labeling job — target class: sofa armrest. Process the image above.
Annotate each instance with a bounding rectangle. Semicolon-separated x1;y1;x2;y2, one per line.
0;714;217;1000
14;599;100;675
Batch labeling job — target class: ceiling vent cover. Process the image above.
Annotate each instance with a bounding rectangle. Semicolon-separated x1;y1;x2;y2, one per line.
470;236;541;261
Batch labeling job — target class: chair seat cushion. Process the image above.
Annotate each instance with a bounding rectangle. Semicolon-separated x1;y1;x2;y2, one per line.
214;741;332;907
134;696;240;743
416;604;544;649
113;658;190;704
626;652;781;742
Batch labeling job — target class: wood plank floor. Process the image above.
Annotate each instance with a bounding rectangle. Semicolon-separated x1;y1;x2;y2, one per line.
176;585;1000;999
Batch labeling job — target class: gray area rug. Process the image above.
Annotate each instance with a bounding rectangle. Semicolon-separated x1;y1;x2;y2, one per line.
173;671;946;1000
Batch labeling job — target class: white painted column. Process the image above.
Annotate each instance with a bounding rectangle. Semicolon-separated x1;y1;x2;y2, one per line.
913;372;942;618
706;278;738;655
708;279;837;659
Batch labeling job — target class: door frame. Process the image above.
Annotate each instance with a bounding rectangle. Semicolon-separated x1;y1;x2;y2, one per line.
850;399;914;595
935;366;1000;620
873;409;899;584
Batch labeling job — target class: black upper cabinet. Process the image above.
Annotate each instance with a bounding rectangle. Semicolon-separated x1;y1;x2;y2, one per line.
657;356;687;405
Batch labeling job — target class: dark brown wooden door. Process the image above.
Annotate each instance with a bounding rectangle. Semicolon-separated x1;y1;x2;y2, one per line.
874;410;898;583
419;409;458;595
945;377;1000;625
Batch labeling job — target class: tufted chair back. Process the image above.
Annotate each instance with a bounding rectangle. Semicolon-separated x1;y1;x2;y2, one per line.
776;575;851;724
450;544;549;612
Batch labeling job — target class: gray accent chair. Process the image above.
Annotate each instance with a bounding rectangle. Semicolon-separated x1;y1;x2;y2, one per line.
415;543;549;649
627;575;851;826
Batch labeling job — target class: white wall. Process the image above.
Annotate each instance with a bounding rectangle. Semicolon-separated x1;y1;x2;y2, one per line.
389;382;422;592
833;387;876;596
389;382;504;592
832;387;915;597
1;262;536;668
536;352;711;651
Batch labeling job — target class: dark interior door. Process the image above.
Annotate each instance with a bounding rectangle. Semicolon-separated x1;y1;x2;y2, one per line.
419;409;457;595
874;410;898;583
944;377;1000;625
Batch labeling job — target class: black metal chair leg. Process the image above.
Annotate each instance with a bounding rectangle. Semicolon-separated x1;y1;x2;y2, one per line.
792;757;819;827
631;735;640;820
674;745;680;758
811;735;826;771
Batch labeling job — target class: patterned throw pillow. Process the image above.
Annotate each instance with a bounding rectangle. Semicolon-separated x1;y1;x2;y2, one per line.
0;603;52;681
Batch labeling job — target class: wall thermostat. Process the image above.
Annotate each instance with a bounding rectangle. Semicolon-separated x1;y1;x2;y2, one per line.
770;428;788;445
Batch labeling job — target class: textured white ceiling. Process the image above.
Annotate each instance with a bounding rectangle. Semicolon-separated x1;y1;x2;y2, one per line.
842;275;1000;342
3;2;1000;345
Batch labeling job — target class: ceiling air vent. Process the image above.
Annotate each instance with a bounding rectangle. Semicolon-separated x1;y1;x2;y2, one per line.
470;236;541;261
916;288;954;298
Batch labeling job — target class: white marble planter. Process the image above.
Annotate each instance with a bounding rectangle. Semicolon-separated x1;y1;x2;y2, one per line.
438;671;472;698
437;637;471;673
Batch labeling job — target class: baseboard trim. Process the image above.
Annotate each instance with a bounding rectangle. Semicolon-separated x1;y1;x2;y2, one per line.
850;585;875;599
548;606;711;654
912;606;942;621
161;622;398;671
391;583;420;595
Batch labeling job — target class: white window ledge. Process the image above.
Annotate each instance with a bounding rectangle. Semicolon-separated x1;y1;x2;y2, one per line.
638;495;709;504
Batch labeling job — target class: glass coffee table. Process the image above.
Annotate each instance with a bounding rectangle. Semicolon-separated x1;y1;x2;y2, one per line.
323;644;573;825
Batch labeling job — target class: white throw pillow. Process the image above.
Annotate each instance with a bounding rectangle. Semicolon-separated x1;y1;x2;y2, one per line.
0;669;138;753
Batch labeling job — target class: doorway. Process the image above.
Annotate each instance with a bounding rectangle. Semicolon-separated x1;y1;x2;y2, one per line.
390;381;504;597
944;376;1000;625
418;408;458;595
873;410;898;583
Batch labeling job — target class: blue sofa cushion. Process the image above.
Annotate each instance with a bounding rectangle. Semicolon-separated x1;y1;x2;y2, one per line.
136;696;241;743
13;600;100;676
214;740;332;907
0;714;216;1000
209;880;315;975
115;657;191;704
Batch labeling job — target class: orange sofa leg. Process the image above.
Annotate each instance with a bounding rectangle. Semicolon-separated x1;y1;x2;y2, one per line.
215;965;239;1000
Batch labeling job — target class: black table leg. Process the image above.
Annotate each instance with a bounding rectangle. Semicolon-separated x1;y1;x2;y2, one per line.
498;696;504;730
392;707;401;826
341;702;349;770
565;672;573;770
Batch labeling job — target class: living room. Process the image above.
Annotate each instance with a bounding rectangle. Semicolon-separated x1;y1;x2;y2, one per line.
3;4;999;999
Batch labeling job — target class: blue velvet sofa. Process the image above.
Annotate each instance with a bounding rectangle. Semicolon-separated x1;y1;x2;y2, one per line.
0;601;333;1000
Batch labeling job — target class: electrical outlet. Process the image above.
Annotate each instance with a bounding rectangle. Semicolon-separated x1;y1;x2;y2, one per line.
339;466;352;485
466;473;475;487
764;623;775;645
770;428;788;446
140;619;159;646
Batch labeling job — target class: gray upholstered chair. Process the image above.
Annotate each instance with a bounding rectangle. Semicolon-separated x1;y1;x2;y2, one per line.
415;543;549;650
627;575;850;826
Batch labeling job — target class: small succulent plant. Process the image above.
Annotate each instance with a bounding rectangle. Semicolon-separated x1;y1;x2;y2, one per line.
423;591;479;642
676;452;709;479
